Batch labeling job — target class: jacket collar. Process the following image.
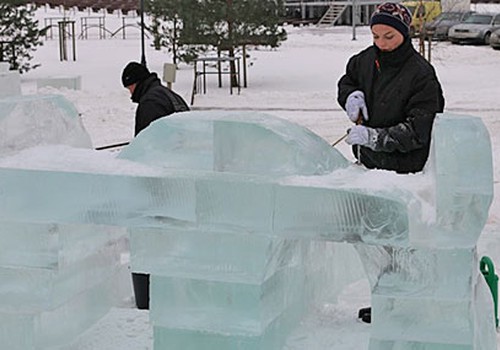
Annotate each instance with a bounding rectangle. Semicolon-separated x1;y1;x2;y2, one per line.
374;37;413;68
131;73;160;103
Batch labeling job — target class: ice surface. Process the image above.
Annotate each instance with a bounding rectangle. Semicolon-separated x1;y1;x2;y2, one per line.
119;111;349;175
356;114;496;350
0;222;131;349
424;114;494;246
0;95;128;349
0;94;92;156
0;105;496;349
0;69;21;98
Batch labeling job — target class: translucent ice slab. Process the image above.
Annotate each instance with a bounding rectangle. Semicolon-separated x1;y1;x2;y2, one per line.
0;94;92;156
421;114;494;246
0;221;131;349
0;69;21;98
0;221;125;270
0;265;130;350
119;111;349;175
0;223;127;312
130;227;303;282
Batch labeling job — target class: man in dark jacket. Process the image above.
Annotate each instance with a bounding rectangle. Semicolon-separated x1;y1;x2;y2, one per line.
122;61;189;136
337;2;445;174
121;61;189;310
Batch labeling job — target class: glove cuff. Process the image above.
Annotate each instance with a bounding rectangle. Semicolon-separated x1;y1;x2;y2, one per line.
365;127;379;150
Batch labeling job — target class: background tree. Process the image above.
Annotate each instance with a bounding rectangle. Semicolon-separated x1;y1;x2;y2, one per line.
146;0;182;64
0;0;46;73
147;0;287;84
177;0;287;49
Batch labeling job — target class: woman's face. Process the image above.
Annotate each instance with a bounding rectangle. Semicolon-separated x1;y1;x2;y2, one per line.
371;24;404;52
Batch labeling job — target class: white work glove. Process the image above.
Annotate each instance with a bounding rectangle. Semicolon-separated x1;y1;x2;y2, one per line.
345;90;369;123
346;125;377;150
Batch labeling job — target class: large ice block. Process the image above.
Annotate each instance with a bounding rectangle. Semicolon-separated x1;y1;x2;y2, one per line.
0;222;131;349
420;114;494;246
118;111;349;175
354;114;495;350
0;63;21;98
0;94;92;156
0;107;495;350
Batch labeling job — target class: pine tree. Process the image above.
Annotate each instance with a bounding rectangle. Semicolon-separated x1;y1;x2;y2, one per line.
0;0;46;73
146;0;287;69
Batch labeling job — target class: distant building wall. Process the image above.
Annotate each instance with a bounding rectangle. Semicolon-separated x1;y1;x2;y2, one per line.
471;2;500;12
441;0;471;12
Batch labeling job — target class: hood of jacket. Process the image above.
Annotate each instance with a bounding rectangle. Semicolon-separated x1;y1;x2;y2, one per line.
131;73;161;103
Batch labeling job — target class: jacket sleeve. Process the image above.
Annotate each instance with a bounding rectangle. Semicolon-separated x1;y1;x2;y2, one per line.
337;55;363;109
371;74;444;153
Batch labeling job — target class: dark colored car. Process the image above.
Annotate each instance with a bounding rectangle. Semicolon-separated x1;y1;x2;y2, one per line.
490;27;500;49
424;11;475;40
448;13;500;45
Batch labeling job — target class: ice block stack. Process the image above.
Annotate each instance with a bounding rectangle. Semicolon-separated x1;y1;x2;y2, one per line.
0;222;130;349
121;112;366;349
0;94;131;349
366;115;497;349
0;62;21;98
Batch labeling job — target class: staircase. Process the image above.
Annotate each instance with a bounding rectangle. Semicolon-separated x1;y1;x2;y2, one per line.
316;3;348;26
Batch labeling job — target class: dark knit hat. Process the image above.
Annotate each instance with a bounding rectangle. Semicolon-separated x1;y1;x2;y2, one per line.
121;61;150;87
370;2;412;37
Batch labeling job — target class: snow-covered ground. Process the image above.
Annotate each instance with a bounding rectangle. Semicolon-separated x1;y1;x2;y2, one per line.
13;5;500;349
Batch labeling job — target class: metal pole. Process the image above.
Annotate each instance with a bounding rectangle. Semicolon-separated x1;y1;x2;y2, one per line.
140;0;146;66
72;21;76;61
352;0;357;40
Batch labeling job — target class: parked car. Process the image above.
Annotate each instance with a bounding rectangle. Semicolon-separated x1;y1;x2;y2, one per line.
448;13;500;44
424;11;475;40
402;0;442;36
490;27;500;49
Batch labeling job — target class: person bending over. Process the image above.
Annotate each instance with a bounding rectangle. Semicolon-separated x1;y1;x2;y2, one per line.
121;61;189;310
122;61;189;137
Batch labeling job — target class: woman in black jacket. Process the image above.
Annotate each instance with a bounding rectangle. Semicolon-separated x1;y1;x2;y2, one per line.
337;2;445;174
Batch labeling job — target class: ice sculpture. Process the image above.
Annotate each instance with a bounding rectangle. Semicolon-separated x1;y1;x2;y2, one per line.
0;62;21;98
0;94;92;156
0;94;496;350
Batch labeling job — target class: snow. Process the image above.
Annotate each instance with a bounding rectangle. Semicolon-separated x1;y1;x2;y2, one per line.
13;6;500;349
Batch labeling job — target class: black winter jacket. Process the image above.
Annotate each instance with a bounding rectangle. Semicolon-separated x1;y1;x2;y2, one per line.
131;73;189;136
337;38;445;173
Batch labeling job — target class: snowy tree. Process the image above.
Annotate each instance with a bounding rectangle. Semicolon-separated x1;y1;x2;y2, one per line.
0;0;46;73
146;0;184;64
146;0;287;80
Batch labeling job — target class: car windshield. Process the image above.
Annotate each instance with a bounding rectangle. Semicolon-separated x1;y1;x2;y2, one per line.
464;14;493;24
